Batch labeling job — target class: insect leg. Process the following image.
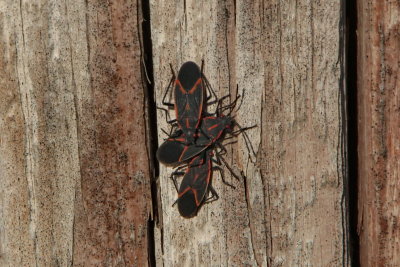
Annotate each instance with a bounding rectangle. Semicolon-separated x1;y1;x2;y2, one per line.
228;85;245;116
214;143;244;181
232;121;257;163
204;185;219;203
161;67;176;107
157;106;178;126
212;165;236;189
169;167;186;193
203;76;219;105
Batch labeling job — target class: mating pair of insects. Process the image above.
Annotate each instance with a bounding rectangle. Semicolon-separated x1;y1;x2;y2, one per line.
156;61;254;218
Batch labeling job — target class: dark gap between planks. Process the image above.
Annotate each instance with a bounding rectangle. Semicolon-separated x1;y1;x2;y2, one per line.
141;0;157;266
346;0;359;266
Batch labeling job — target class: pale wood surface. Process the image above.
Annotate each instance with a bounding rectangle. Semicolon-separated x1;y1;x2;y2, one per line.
0;1;152;266
357;1;400;266
151;0;349;266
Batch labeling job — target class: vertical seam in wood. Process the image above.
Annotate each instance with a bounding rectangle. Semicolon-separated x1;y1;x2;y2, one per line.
17;1;39;266
242;173;260;266
64;1;80;265
339;0;349;264
138;0;158;265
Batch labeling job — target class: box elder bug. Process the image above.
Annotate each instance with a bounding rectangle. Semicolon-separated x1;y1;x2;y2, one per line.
170;149;234;218
157;94;256;166
161;61;218;145
156;115;233;166
157;62;257;218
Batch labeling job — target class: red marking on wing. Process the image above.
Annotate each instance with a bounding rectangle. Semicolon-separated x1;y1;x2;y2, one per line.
174;100;182;129
207;124;219;131
178;187;191;198
179;145;190;162
195;80;204;128
178;187;201;207
175;79;186;94
193;189;201;206
189;156;199;165
188;78;202;94
206;158;212;183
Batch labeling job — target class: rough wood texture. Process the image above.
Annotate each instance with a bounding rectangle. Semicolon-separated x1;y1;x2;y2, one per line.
0;1;152;266
357;1;400;266
152;0;349;266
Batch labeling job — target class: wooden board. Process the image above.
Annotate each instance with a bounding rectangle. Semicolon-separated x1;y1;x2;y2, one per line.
151;0;349;266
357;1;400;266
0;1;152;266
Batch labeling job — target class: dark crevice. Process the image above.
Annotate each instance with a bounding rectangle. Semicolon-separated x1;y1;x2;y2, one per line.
147;215;156;267
140;0;158;266
346;0;359;266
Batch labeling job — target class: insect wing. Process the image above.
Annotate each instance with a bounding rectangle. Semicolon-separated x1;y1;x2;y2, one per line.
156;139;185;166
201;116;232;141
177;154;211;218
178;116;232;162
174;62;204;141
178;145;206;163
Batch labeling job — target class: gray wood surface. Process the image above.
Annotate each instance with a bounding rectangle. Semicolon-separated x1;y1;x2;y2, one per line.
151;0;349;266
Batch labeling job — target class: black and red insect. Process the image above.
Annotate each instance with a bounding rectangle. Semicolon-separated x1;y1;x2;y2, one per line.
161;61;217;144
157;90;249;166
171;149;231;218
159;115;250;218
157;61;256;218
156;115;234;166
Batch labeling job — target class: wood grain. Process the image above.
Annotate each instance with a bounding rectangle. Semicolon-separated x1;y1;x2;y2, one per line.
357;1;400;266
0;1;152;266
151;0;349;266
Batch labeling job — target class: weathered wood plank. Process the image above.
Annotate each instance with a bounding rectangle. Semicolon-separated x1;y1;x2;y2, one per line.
0;2;37;265
151;0;349;266
357;1;400;266
0;1;152;266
